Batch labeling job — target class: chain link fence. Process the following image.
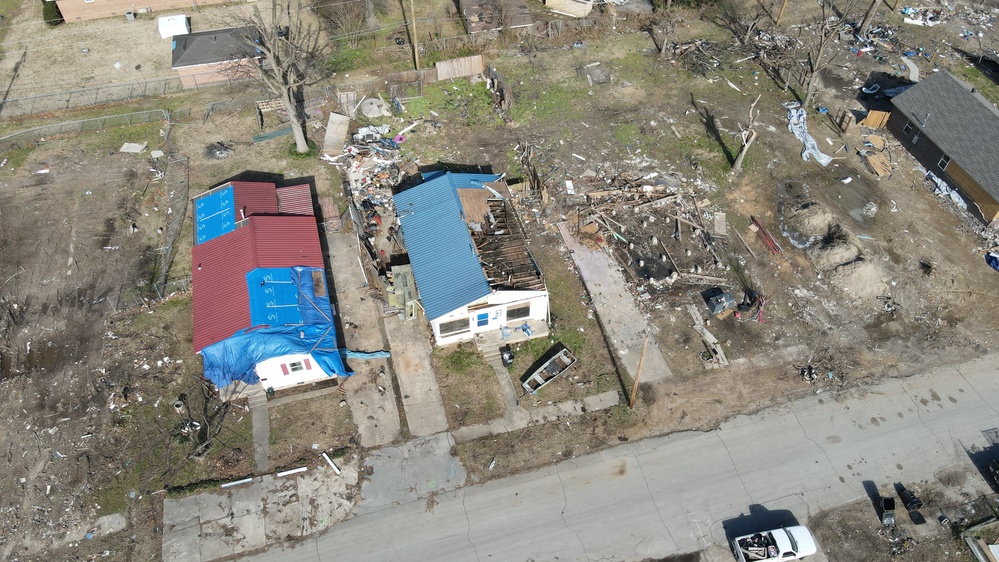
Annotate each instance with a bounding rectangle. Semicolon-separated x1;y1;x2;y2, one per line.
0;109;188;151
0;72;254;119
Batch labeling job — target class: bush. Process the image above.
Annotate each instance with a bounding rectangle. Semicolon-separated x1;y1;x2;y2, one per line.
41;0;64;26
287;139;318;159
328;46;365;73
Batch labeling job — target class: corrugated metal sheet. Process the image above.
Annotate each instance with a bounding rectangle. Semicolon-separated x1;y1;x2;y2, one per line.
194;182;282;245
435;55;486;81
276;184;315;215
231;181;279;217
393;172;498;320
192;215;324;352
249;215;324;266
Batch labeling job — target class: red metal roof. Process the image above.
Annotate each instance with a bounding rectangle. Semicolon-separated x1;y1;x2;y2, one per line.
276;184;315;216
231;181;279;218
192;214;324;352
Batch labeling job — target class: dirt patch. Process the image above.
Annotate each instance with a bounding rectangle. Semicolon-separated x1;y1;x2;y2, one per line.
811;494;971;562
828;259;891;301
269;395;357;471
455;406;634;483
432;343;505;429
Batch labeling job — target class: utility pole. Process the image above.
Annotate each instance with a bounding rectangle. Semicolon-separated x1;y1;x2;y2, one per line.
776;0;789;26
407;0;420;70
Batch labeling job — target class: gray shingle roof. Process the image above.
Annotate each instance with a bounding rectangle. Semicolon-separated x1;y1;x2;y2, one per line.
891;71;999;201
171;27;259;69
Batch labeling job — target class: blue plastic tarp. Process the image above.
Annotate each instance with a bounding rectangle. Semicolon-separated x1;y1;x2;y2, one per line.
292;266;334;324
201;324;351;388
342;349;391;359
987;252;999;273
245;266;333;328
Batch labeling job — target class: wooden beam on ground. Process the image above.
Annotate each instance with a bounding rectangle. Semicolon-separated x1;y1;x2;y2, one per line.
734;228;758;259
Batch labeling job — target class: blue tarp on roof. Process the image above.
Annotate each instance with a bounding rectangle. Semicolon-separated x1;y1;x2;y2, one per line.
393;172;498;320
200;324;350;388
194;185;236;245
246;266;333;328
247;268;302;327
292;266;334;324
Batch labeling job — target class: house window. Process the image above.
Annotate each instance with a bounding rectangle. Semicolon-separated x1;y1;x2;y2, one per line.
288;361;305;373
902;121;913;135
477;312;489;327
938;154;951;170
507;304;531;321
439;318;470;336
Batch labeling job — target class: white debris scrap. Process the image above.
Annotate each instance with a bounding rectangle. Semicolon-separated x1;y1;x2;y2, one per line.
785;103;833;166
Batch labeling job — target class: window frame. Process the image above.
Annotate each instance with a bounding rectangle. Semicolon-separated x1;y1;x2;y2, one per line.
507;304;531;321
476;312;489;327
439;318;470;336
938;154;951;170
902;121;913;135
289;361;305;373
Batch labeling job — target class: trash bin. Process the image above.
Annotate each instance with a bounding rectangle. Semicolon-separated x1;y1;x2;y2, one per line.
499;345;514;367
881;497;896;526
125;12;135;21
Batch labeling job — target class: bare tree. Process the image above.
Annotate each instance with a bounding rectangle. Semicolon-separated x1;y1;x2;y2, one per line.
645;11;682;59
712;0;773;46
320;0;368;49
481;0;513;32
797;0;862;107
231;0;332;154
732;94;762;173
365;0;377;29
857;0;880;38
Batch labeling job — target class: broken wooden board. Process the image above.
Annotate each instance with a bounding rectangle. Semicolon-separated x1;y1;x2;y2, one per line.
858;110;890;129
862;151;892;177
322;113;351;156
713;211;727;236
863;135;886;151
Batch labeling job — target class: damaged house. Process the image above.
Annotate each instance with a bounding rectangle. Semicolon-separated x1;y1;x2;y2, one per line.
887;71;999;221
459;0;533;34
191;181;349;392
392;172;549;346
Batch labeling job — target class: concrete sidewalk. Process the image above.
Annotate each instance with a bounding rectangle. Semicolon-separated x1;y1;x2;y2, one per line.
355;433;466;515
383;314;449;437
162;462;358;561
246;384;270;473
557;222;673;383
326;231;401;447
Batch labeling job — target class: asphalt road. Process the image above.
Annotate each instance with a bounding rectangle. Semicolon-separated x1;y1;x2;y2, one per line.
242;354;999;561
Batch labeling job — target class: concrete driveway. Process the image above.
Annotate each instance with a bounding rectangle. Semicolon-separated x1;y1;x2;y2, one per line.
240;354;999;561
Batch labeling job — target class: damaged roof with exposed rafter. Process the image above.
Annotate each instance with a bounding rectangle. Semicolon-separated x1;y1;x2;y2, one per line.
459;0;533;34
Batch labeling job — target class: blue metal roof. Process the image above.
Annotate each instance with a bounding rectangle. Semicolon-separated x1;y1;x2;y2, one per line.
393;172;499;320
194;185;236;245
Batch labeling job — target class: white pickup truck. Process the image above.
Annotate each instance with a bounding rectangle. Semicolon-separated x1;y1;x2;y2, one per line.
732;525;817;561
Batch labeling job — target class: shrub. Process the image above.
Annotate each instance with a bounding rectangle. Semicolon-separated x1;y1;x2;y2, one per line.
41;0;64;26
287;139;318;159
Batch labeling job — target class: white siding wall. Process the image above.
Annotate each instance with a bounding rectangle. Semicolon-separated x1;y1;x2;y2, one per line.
256;353;332;390
431;291;548;346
